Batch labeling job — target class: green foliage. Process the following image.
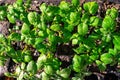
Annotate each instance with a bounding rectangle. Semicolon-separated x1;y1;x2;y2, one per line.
21;23;30;35
72;0;80;7
83;2;98;15
27;60;37;74
106;8;118;20
113;35;120;50
102;15;116;31
0;1;119;80
77;23;88;36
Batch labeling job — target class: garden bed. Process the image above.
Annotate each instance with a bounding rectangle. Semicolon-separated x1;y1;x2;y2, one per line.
0;0;120;80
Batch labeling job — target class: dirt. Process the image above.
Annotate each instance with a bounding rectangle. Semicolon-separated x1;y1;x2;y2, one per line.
0;0;120;80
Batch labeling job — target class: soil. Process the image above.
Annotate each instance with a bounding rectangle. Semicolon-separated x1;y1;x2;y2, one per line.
0;0;120;80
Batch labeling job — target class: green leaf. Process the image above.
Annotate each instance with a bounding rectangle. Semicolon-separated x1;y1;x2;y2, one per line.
64;24;74;32
73;45;86;54
21;23;30;35
35;43;46;53
27;38;35;45
7;14;16;23
39;3;47;13
106;8;118;19
35;37;44;44
24;0;31;8
89;16;100;27
72;39;78;45
18;71;24;80
24;55;32;62
77;23;88;36
20;13;28;23
113;35;120;50
7;5;14;14
73;55;82;72
108;48;117;56
59;1;70;11
105;34;111;42
81;13;89;23
38;30;45;37
15;66;21;75
102;15;116;31
0;34;7;44
63;31;72;42
27;61;37;74
44;65;53;75
16;0;23;5
41;72;49;80
37;54;47;69
9;33;21;41
51;58;61;70
100;53;113;65
96;60;106;71
68;12;80;25
83;2;98;15
89;54;99;62
57;68;71;79
72;0;79;7
28;12;39;25
21;62;26;70
50;24;61;31
0;10;6;20
48;34;57;44
0;60;4;66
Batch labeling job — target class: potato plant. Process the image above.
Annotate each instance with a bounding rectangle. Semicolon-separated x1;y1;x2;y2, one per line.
0;0;120;80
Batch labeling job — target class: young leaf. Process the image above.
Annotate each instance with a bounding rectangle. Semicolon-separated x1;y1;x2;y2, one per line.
57;68;71;79
16;0;23;5
89;16;100;27
27;61;37;74
35;43;46;53
96;60;106;71
39;3;47;13
77;23;88;36
102;15;115;31
24;55;32;62
50;24;61;31
7;14;16;23
0;10;6;20
21;23;30;35
35;37;44;45
83;2;98;15
28;12;39;25
37;54;47;69
41;72;49;80
18;71;24;80
68;12;80;25
9;33;21;41
72;0;80;7
73;55;82;72
106;8;118;20
105;34;111;42
113;35;120;50
59;1;70;11
100;53;113;65
72;39;78;45
21;62;26;70
0;34;7;44
44;65;53;75
15;66;21;75
81;13;89;23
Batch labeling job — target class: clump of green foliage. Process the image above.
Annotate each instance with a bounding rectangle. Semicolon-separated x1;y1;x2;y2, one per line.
0;0;120;79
